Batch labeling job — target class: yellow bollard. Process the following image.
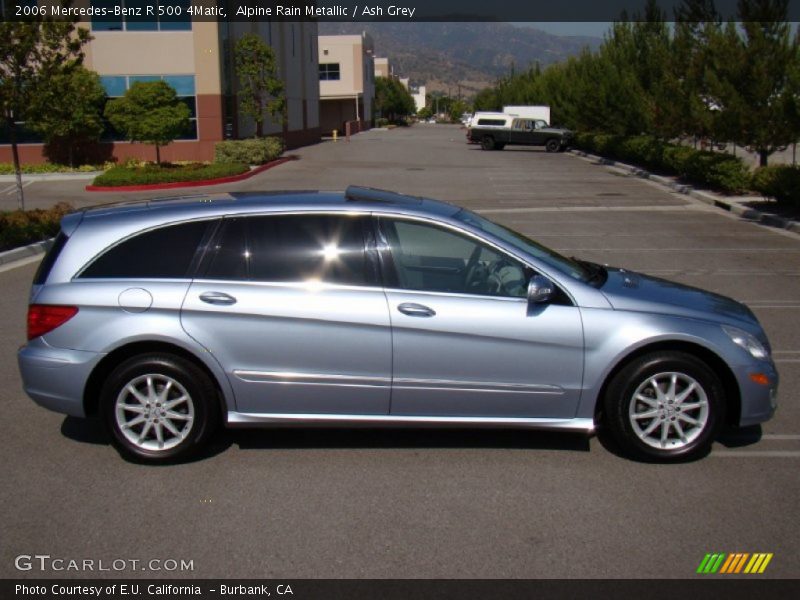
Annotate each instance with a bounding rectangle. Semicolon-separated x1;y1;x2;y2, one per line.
332;129;338;142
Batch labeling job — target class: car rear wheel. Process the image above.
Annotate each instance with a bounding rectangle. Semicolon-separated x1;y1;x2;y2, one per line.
481;136;495;150
603;352;724;462
101;353;219;463
545;138;561;153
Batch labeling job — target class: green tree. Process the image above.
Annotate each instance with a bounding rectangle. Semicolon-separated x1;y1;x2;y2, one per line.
104;81;190;165
26;67;106;167
0;1;91;209
234;33;285;137
417;106;434;120
374;77;415;122
673;0;725;143
473;87;501;112
448;99;468;121
728;0;799;165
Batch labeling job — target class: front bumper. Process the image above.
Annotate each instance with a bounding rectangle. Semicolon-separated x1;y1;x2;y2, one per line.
17;339;103;418
736;360;779;427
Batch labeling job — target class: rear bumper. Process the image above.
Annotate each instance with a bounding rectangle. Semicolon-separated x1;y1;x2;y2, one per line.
17;340;103;418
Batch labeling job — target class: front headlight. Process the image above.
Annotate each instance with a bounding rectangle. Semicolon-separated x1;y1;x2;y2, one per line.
722;325;769;360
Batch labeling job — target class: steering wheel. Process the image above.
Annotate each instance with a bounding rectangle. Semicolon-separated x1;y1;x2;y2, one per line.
488;258;527;297
462;245;483;287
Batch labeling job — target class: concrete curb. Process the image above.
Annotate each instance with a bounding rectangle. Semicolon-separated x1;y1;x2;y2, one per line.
0;238;51;267
570;150;800;235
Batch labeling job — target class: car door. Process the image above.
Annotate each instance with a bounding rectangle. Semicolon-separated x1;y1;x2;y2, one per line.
377;217;584;419
181;213;392;415
531;120;549;145
509;119;533;145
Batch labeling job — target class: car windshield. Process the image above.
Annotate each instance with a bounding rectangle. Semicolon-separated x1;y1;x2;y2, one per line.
453;209;592;282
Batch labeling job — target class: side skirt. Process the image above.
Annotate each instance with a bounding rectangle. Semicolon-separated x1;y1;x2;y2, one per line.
226;412;595;433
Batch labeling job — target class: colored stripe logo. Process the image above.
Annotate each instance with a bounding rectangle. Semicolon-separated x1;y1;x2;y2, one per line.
697;553;773;574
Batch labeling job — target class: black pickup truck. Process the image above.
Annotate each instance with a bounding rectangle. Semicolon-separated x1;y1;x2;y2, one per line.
468;117;573;152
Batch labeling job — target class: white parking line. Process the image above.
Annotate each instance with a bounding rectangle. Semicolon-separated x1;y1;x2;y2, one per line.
3;180;32;195
0;254;42;274
475;205;708;214
761;434;800;440
751;305;800;309
712;451;800;457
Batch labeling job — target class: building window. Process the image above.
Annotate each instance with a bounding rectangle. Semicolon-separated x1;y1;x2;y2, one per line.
91;0;191;32
319;63;340;81
100;75;198;140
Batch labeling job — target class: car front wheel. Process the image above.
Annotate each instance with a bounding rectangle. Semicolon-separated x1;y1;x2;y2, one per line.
603;352;725;462
101;353;219;463
545;138;561;152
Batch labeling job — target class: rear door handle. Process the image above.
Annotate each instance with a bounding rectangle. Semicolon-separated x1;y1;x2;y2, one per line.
199;291;237;306
397;303;436;317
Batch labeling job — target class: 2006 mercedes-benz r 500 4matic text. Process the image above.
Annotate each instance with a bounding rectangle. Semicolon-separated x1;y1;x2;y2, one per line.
18;187;778;463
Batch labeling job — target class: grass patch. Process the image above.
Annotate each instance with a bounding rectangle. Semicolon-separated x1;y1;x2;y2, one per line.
92;162;250;187
0;203;74;252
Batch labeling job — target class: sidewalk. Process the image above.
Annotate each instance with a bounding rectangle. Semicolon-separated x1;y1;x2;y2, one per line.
570;149;800;235
0;171;101;183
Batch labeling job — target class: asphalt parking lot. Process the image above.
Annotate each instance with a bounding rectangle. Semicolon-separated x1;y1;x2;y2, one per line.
1;124;799;579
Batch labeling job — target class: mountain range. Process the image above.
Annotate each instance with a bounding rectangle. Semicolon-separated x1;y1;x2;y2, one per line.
318;22;602;96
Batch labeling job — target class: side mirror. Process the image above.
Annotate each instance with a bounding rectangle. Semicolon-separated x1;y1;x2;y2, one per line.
527;275;555;304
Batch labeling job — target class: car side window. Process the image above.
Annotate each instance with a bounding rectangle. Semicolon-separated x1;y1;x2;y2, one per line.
79;220;210;279
204;214;374;286
379;218;529;298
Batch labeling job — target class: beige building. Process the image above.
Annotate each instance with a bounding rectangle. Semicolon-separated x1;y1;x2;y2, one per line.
374;57;391;79
318;34;375;135
0;5;320;164
412;86;427;114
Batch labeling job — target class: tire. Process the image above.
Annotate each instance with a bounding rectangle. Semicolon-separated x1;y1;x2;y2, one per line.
481;136;496;151
100;353;220;464
496;143;506;150
603;351;725;462
545;138;561;153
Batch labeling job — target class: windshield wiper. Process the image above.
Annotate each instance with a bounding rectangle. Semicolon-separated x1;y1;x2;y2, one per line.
572;257;607;285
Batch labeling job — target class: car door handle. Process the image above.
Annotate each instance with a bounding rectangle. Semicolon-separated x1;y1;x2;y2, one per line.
397;303;436;317
199;291;237;306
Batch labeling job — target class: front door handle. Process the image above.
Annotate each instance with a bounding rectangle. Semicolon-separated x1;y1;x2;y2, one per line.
397;302;436;317
199;291;237;306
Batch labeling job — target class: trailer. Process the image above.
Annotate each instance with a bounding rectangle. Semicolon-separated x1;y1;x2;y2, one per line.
503;105;551;125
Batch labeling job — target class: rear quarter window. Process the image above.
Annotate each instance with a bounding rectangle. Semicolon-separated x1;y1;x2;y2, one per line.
33;232;69;285
78;220;211;279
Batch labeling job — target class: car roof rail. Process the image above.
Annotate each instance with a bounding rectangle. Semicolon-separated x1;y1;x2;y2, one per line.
344;186;423;205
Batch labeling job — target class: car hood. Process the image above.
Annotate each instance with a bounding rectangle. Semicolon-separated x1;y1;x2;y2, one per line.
599;267;758;327
542;127;572;135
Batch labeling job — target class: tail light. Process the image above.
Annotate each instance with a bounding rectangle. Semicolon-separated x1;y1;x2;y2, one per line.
27;305;78;340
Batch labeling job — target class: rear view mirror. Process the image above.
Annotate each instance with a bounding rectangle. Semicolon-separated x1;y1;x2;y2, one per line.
527;275;555;304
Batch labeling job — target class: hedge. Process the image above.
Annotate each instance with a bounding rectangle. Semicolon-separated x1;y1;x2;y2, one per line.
92;162;249;187
214;137;284;165
0;202;73;252
752;165;800;208
574;133;751;194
